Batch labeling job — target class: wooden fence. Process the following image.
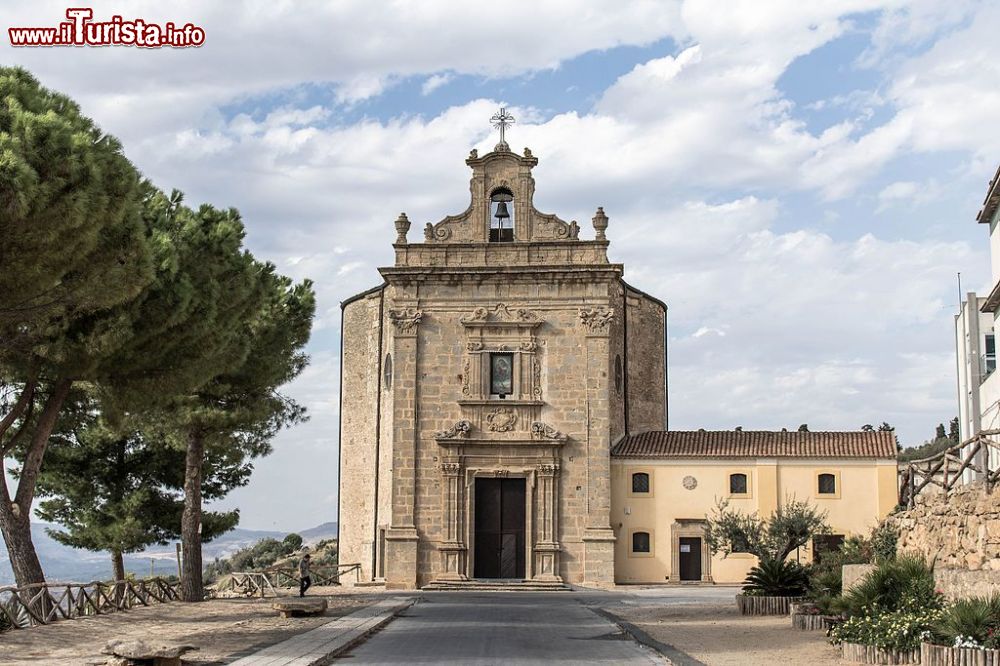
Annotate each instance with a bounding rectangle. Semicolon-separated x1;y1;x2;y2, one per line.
898;431;1000;508
0;578;180;631
214;562;362;598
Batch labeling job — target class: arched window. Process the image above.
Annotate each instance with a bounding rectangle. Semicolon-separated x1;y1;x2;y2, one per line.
818;473;837;495
631;472;650;493
489;187;514;242
632;531;650;553
729;473;748;495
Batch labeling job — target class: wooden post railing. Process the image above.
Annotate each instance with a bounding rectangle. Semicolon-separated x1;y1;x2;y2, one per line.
0;577;181;632
899;431;1000;507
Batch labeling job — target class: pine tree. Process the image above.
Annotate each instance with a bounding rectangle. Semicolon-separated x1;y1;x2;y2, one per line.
33;416;241;582
0;68;152;588
949;417;960;444
172;267;314;601
935;423;947;441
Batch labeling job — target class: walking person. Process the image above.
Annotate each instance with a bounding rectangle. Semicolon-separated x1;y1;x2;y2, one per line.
298;553;312;597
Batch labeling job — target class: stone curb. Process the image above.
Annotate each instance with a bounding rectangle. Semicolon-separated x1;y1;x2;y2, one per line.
228;596;419;666
588;606;707;666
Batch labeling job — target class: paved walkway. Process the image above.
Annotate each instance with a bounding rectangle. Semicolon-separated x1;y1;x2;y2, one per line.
344;592;664;664
228;596;415;666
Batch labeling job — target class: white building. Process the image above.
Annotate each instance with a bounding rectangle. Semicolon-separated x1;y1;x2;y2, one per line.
956;166;1000;481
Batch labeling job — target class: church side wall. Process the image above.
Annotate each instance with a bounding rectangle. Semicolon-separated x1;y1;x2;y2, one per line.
625;289;667;433
338;290;383;582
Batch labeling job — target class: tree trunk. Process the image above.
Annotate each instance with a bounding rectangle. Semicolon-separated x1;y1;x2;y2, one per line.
0;378;71;590
0;504;45;588
180;430;205;602
112;549;125;582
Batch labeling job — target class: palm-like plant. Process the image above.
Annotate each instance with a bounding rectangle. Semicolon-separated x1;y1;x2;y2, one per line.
843;556;939;615
742;558;809;597
932;596;1000;648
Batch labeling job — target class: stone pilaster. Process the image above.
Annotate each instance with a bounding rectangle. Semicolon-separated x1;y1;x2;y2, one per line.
533;462;562;581
580;306;617;587
437;460;468;580
385;307;422;590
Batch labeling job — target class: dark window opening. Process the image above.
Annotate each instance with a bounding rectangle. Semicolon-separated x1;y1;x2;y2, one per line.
490;352;514;396
986;334;996;375
812;534;845;564
729;473;748;495
632;531;650;553
383;353;392;390
632;472;649;493
489;188;514;242
818;473;837;495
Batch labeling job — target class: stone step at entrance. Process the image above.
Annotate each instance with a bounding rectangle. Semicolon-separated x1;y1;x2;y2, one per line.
421;578;570;591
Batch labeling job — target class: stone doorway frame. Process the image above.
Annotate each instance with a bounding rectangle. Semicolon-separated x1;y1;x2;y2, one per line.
669;519;713;583
435;426;565;583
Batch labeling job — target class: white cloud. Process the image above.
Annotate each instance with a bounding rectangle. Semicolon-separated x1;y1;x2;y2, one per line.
422;73;453;96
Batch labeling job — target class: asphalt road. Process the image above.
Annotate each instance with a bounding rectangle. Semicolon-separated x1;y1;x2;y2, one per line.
343;591;664;664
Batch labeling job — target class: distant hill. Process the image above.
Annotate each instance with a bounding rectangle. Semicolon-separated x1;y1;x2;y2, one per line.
0;521;337;585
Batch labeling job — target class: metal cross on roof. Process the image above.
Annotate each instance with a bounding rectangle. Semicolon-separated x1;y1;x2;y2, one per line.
490;107;515;144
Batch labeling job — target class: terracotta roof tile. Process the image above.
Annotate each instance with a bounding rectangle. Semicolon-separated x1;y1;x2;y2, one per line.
611;430;897;459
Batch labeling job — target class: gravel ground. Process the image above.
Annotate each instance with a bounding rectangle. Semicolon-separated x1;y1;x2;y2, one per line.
610;599;845;665
0;586;376;666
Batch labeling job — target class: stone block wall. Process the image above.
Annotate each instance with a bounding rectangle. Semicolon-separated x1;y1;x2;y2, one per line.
890;482;1000;599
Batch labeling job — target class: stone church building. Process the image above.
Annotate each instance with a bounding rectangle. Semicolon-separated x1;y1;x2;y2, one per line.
338;134;897;589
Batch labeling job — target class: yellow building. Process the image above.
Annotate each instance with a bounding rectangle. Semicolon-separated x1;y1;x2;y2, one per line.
610;430;899;584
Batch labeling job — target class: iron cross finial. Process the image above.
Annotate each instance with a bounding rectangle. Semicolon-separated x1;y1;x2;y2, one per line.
490;107;515;144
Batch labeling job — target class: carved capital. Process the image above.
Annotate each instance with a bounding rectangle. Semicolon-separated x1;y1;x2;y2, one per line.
436;420;472;439
531;421;564;440
537;462;560;477
389;307;423;334
579;307;615;335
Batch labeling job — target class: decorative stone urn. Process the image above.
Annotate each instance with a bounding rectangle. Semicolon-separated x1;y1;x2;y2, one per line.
394;212;411;243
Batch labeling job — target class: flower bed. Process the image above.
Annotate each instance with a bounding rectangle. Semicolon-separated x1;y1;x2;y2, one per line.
841;641;919;664
736;593;804;616
921;641;1000;665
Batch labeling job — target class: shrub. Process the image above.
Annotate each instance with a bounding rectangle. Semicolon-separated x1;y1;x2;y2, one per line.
282;533;303;553
831;606;943;651
843;556;941;616
742;558;809;597
930;596;1000;649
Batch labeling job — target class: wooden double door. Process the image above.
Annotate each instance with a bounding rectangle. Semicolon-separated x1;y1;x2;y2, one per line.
473;478;526;579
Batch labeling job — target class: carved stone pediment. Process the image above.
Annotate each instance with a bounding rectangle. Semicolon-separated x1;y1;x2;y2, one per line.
486;407;517;432
466;303;538;323
531;421;566;441
436;420;472;439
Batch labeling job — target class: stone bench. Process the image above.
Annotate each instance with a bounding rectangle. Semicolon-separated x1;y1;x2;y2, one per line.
272;598;328;618
102;639;197;666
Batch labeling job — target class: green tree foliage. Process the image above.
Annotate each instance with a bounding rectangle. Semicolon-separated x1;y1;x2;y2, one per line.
0;67;153;588
167;259;315;601
203;533;308;583
899;418;960;462
32;416;242;582
705;498;830;562
949;417;960;444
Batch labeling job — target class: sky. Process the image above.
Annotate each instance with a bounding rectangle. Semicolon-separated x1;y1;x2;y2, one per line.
3;1;1000;531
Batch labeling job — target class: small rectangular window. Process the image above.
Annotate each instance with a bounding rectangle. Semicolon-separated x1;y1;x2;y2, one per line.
490;353;514;396
818;473;837;495
986;334;996;375
632;473;650;493
729;473;748;495
632;531;650;553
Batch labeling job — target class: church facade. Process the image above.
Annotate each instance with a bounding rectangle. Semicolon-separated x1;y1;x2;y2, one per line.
337;135;898;589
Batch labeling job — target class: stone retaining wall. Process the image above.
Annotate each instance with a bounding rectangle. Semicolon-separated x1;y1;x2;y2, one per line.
888;482;1000;599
